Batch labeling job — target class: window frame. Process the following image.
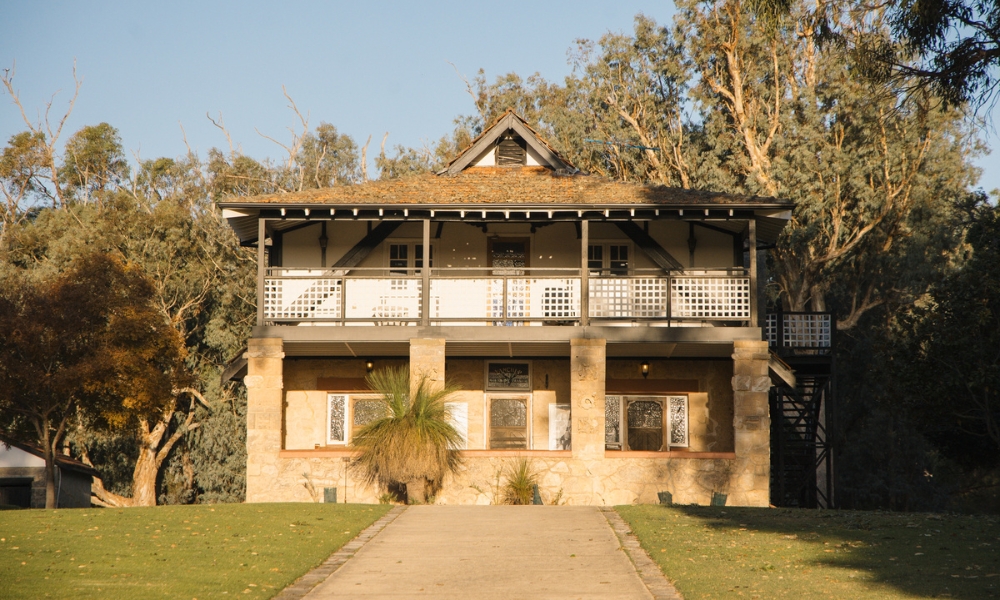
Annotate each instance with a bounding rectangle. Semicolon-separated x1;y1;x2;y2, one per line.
588;241;633;276
386;240;434;275
485;393;533;450
484;360;533;392
604;394;689;451
326;392;386;446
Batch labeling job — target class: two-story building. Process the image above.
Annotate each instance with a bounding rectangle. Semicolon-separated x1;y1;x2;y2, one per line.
221;111;793;506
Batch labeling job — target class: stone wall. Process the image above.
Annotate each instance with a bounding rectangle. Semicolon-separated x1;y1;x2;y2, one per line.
730;340;771;506
245;337;771;507
259;453;746;507
245;338;285;503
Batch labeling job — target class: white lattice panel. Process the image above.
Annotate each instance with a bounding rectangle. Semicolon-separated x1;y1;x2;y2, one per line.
430;279;493;319
765;312;778;345
670;277;750;319
589;278;667;318
485;278;579;320
783;313;832;347
540;279;579;318
264;277;342;320
345;279;422;321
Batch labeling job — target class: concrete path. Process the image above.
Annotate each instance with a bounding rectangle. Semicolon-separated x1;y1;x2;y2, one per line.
298;505;676;600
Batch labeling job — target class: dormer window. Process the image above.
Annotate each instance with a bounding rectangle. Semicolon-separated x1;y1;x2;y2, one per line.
496;133;527;166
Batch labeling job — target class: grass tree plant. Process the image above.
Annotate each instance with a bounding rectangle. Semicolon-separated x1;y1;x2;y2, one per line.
350;367;463;504
502;457;540;505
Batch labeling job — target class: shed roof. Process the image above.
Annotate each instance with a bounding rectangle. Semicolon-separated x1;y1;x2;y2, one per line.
0;438;101;479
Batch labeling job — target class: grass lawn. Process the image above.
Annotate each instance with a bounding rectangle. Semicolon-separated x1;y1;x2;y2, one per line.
617;505;1000;599
0;502;391;599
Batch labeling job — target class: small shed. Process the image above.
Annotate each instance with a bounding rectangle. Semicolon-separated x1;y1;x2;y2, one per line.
0;440;99;508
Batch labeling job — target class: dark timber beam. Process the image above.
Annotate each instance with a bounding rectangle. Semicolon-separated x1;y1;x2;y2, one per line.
330;221;403;271
614;222;685;271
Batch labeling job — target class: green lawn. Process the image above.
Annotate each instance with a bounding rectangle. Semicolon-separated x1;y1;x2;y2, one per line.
0;503;391;599
617;505;1000;599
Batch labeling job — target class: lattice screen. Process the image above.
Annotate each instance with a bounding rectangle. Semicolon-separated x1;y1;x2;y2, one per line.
590;278;667;318
264;278;341;320
783;313;832;348
345;279;422;322
670;277;750;319
765;313;778;346
542;280;578;318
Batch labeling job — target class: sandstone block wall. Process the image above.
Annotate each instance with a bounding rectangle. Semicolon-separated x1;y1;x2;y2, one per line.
570;339;606;460
730;339;771;507
259;454;748;507
244;338;771;507
245;338;284;503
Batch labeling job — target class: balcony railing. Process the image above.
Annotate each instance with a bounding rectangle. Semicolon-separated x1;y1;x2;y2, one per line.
262;267;751;325
765;311;833;351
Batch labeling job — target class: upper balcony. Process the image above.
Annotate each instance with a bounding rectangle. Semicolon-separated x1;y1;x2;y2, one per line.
264;266;752;326
219;111;794;356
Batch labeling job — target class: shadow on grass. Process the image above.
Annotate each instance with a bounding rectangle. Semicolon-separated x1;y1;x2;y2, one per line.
618;504;1000;599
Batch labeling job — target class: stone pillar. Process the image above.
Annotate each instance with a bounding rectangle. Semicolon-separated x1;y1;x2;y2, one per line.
731;339;771;507
570;338;606;461
410;338;446;395
245;338;284;503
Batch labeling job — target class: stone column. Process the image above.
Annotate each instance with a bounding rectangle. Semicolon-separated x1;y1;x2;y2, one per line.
245;338;284;503
731;339;771;507
570;338;606;461
410;338;446;395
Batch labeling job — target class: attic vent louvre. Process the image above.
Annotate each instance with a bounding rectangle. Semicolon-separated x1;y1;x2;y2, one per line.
496;134;527;166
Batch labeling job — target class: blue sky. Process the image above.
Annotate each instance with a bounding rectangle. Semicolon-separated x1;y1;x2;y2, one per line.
2;1;996;195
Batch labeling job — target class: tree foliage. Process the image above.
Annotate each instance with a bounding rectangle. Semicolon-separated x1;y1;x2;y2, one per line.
0;252;185;508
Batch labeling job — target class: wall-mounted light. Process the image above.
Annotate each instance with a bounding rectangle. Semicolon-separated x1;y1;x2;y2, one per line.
365;360;374;373
641;361;650;379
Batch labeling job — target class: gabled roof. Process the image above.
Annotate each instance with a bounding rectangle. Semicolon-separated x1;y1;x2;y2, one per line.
217;110;794;246
439;109;575;175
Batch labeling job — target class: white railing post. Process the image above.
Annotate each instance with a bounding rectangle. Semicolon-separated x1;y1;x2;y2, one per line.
749;218;758;328
257;218;265;327
580;220;589;326
422;219;430;327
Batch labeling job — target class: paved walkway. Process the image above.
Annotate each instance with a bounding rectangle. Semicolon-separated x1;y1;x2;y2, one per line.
288;505;681;600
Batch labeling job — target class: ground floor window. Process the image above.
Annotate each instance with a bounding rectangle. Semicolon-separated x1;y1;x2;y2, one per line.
486;394;531;449
605;395;689;451
327;393;386;445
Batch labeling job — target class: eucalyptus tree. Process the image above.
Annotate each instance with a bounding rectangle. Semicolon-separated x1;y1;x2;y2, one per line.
673;0;979;325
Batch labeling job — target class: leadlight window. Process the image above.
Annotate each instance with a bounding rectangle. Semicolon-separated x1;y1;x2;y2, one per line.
352;396;387;432
605;395;622;449
604;395;689;451
485;361;532;391
328;394;389;445
327;394;348;445
488;396;530;449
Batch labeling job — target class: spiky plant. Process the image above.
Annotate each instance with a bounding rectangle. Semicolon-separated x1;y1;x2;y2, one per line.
349;367;463;504
502;457;539;505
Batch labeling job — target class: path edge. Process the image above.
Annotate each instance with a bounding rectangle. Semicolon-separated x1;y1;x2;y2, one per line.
272;505;407;600
601;506;685;600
